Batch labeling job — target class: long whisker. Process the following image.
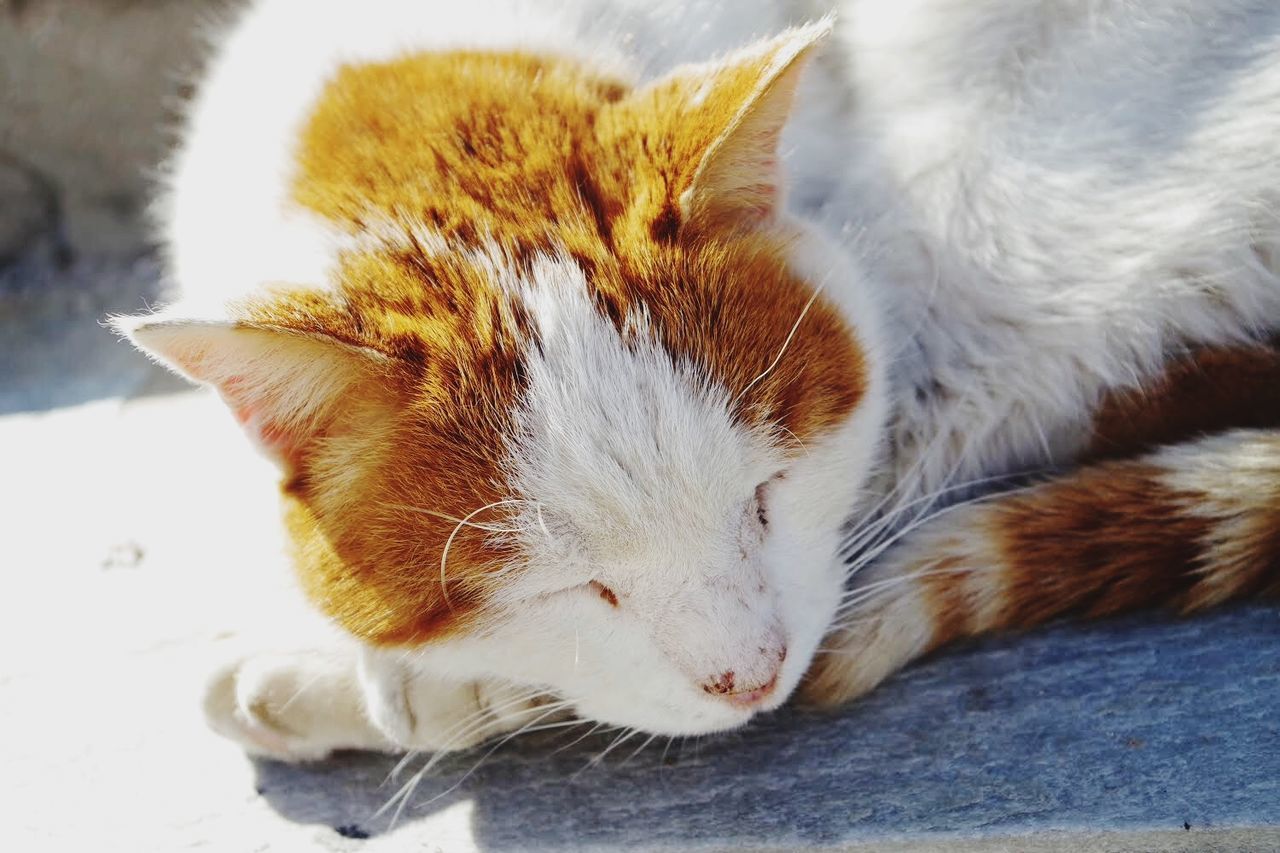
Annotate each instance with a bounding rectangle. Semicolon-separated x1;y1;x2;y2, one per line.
387;749;422;784
274;668;331;715
839;469;1026;565
775;424;810;456
427;690;556;764
840;389;1009;550
384;502;531;535
574;726;640;777
819;565;995;644
534;503;552;540
843;504;990;592
378;687;551;789
621;732;660;766
551;720;613;756
835;565;978;614
660;735;679;767
375;702;579;825
438;499;528;610
734;285;824;408
836;485;1034;604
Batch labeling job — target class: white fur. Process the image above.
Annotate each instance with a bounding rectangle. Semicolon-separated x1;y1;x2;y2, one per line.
136;0;1280;754
827;0;1280;497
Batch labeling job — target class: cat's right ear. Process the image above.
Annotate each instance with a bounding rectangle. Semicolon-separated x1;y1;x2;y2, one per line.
113;313;395;467
612;18;833;236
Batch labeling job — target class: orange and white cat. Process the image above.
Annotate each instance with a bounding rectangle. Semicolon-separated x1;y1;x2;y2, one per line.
117;0;1280;761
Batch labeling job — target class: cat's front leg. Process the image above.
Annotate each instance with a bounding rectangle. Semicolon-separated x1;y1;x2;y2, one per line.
203;646;553;762
356;646;556;755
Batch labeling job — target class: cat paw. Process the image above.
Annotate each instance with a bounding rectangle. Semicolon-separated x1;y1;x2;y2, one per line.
203;649;562;761
203;651;391;762
359;649;557;752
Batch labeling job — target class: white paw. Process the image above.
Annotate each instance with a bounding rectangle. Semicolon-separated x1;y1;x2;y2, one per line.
203;651;391;762
359;648;559;751
203;648;563;761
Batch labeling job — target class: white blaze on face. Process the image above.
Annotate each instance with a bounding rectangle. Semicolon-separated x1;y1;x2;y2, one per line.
407;252;851;734
506;254;779;571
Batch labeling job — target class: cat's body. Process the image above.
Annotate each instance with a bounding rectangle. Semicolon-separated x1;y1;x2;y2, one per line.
121;0;1280;760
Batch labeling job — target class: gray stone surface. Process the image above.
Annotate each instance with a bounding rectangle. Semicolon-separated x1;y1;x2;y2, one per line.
0;253;185;412
245;609;1280;850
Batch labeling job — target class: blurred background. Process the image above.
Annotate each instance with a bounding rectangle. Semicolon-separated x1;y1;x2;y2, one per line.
1;0;234;412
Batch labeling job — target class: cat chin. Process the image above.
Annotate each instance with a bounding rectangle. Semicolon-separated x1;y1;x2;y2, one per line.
565;675;796;738
534;602;822;737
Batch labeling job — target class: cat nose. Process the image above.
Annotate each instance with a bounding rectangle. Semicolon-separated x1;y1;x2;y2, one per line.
700;644;787;707
701;670;780;707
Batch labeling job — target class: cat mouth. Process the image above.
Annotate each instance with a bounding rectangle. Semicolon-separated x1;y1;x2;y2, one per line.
718;672;780;709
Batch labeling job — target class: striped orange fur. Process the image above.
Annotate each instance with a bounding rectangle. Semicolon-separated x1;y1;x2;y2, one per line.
805;429;1280;706
1087;338;1280;462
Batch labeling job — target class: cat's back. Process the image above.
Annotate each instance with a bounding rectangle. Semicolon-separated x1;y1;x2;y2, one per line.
828;0;1280;494
835;0;1280;296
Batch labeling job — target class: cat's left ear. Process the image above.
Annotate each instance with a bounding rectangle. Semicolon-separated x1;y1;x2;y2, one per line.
628;18;833;233
113;312;396;467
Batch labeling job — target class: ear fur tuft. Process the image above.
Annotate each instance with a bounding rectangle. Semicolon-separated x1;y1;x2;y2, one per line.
679;17;833;230
114;312;391;465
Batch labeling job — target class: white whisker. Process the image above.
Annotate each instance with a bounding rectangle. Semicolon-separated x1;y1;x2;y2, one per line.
621;732;660;765
438;499;528;609
383;501;531;534
575;726;639;777
551;720;613;756
274;668;330;715
734;285;824;408
378;687;552;790
375;701;578;825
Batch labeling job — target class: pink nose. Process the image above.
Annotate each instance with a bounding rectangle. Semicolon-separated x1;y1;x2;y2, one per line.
700;646;787;707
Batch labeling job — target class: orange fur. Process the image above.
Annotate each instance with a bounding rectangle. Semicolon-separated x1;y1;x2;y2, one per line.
916;554;992;651
234;254;533;644
1088;338;1280;462
991;446;1280;622
992;463;1216;622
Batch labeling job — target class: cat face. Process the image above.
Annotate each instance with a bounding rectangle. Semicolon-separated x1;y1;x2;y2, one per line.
122;22;888;734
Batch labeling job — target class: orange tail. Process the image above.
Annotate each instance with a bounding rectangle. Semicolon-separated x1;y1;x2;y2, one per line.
805;428;1280;706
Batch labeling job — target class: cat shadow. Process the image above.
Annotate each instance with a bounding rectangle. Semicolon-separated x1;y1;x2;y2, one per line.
252;606;1280;849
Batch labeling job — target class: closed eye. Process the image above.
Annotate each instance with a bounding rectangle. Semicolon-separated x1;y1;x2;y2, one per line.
589;580;620;607
533;580;620;608
754;481;770;528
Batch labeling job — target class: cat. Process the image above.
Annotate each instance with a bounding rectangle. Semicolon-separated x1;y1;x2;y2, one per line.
114;0;1280;762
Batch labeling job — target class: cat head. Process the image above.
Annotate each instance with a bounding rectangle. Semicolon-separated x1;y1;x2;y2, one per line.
119;21;888;735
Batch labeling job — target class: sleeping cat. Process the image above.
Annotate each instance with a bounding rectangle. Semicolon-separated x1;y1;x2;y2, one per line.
116;0;1280;761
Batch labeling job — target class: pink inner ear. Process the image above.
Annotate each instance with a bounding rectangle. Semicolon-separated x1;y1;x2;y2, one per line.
751;150;781;213
220;376;301;464
128;321;362;469
745;193;776;220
